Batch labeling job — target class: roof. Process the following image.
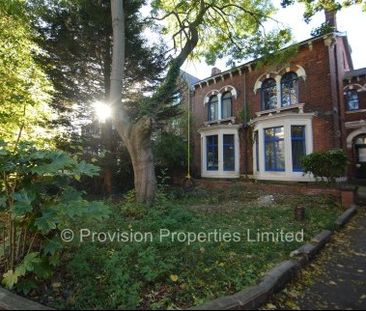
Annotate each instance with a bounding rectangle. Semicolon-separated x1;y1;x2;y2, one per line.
341;35;354;70
344;67;366;80
179;70;200;87
192;32;351;87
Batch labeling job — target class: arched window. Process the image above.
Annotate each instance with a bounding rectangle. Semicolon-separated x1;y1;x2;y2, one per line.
221;92;232;119
281;72;298;107
208;95;218;121
261;78;277;110
345;89;359;111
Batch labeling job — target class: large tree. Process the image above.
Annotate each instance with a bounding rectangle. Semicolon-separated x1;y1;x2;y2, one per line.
0;0;53;144
281;0;366;20
28;0;165;193
110;0;291;204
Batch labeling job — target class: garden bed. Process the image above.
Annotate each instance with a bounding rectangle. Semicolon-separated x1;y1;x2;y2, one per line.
20;184;342;310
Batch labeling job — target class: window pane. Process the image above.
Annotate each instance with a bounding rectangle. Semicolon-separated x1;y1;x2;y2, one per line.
254;131;259;172
291;126;306;172
208;96;218;121
345;90;359;111
358;147;366;163
281;72;298;107
264;127;285;171
261;79;277;110
355;136;366;145
206;135;218;171
223;134;235;171
222;92;232;119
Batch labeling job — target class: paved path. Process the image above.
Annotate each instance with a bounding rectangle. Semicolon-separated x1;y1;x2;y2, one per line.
262;206;366;310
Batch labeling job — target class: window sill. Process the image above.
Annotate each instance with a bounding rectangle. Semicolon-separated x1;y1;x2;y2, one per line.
202;170;240;178
255;103;305;117
204;117;236;126
346;109;366;114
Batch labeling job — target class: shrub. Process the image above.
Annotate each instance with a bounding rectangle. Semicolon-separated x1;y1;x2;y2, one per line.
301;149;347;183
0;140;110;292
153;132;188;177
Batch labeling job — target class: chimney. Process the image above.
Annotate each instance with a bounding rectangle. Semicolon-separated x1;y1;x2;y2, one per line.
325;10;337;31
211;67;221;76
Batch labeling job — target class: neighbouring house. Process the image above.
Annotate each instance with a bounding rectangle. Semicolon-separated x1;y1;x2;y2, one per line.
190;11;366;182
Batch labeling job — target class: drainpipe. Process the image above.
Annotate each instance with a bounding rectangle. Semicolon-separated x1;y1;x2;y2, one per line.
325;9;342;148
186;82;192;180
243;68;248;177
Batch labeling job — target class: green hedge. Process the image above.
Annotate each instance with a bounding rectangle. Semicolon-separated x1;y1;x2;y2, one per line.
301;149;347;183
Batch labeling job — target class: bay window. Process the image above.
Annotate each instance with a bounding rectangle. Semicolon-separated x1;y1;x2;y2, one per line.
264;127;285;172
253;116;313;181
206;135;218;171
291;126;306;171
223;134;235;171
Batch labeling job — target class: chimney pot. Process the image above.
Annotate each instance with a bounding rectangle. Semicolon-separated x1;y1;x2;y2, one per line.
211;67;221;76
325;10;337;31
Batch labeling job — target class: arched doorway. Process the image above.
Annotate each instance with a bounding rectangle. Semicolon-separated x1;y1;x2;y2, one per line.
354;135;366;179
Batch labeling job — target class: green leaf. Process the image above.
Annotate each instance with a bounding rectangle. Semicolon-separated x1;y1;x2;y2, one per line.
13;190;35;205
43;238;63;256
30;151;74;175
16;252;41;276
2;269;21;289
48;254;61;267
32;260;53;280
12;202;33;216
0;196;7;209
34;210;58;234
74;160;100;177
16;279;37;295
11;190;35;216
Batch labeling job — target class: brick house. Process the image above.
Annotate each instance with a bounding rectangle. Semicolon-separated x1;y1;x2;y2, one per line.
189;15;365;182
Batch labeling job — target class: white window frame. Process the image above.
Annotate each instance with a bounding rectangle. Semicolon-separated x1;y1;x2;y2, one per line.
200;126;240;178
253;114;314;181
203;86;238;122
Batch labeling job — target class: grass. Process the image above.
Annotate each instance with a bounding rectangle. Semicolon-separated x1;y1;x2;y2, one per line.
31;184;342;310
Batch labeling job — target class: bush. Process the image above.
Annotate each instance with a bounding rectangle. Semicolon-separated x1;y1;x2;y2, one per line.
301;149;347;183
0;140;110;292
153;132;188;177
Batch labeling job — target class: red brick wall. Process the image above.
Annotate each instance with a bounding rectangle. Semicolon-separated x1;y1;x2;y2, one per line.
343;74;366;123
191;36;345;177
342;73;366;178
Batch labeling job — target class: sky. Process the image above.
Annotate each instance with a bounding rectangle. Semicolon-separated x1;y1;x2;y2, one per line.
180;2;366;80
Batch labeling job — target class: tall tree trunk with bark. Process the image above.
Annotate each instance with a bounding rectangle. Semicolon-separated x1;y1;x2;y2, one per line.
109;0;206;204
110;0;157;204
125;117;156;203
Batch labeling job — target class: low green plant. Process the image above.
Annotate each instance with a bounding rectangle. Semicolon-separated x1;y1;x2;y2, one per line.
301;149;348;183
0;140;110;291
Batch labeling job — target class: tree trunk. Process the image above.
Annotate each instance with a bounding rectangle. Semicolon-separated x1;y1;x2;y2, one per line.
126;118;156;204
109;0;205;204
110;0;156;204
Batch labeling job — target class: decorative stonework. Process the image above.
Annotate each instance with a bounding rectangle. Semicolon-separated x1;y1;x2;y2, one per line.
253;65;306;94
343;83;366;93
346;126;366;148
203;85;238;105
